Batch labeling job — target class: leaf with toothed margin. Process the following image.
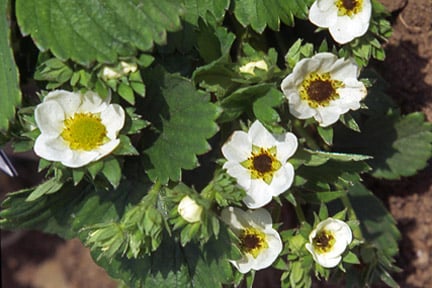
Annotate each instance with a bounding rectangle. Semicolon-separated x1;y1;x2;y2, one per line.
141;67;220;184
15;0;183;65
0;0;21;131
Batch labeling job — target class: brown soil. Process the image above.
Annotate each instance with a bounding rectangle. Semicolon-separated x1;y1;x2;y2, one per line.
1;0;432;287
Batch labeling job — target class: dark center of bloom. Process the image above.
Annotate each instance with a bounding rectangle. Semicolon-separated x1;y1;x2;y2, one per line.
241;146;282;184
253;154;273;173
312;229;336;254
61;112;107;151
299;72;344;108
239;228;268;258
336;0;363;16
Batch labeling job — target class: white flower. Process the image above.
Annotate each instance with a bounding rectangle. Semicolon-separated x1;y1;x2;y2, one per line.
239;60;268;75
305;218;353;268
221;207;282;273
34;90;125;168
309;0;372;44
178;196;203;223
221;120;298;209
281;52;367;127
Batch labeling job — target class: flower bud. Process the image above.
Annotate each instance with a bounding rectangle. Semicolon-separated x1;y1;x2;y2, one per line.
178;196;203;223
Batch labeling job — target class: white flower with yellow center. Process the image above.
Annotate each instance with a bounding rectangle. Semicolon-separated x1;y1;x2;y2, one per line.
221;207;282;273
178;196;203;223
309;0;372;44
281;52;367;127
305;218;353;268
221;120;298;209
34;90;125;168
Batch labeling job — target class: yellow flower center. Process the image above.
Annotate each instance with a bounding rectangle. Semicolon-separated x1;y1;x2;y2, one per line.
61;113;107;151
241;146;282;184
239;227;268;258
312;229;336;254
299;72;344;108
335;0;363;16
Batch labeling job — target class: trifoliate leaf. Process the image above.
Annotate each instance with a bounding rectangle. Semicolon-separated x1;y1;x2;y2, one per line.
142;68;220;184
335;112;432;179
16;0;183;65
0;0;21;131
233;0;314;33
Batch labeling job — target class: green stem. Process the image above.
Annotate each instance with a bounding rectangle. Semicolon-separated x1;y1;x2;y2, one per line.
294;202;306;223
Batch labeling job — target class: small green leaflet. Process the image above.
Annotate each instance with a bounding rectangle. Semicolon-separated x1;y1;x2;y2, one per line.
233;0;314;33
142;68;220;184
16;0;183;65
0;0;21;131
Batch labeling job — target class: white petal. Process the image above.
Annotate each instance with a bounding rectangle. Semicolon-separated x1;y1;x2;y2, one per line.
308;1;338;28
221;207;244;231
329;16;364;44
43;90;81;116
275;132;298;162
62;150;101;168
313;53;338;73
315;107;341;127
248;120;276;148
34;101;65;136
330;59;359;80
226;165;251;190
315;254;342;268
79;91;110;113
289;100;316;120
34;135;72;162
93;139;121;162
243;180;273;209
246;208;273;229
222;130;251;162
251;232;282;270
101;104;126;138
267;164;295;197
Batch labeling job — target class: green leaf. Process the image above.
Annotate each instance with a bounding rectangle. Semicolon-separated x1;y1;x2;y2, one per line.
0;0;21;131
16;0;183;65
233;0;314;33
114;135;139;156
348;182;400;259
101;157;122;188
252;87;283;124
335;112;432;179
26;176;64;202
317;126;333;146
182;0;229;25
118;83;135;105
92;226;235;288
301;190;346;204
142;68;220;184
343;251;361;264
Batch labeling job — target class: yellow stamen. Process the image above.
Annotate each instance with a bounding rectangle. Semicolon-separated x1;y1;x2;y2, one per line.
241;146;282;184
299;72;344;108
61;113;107;151
335;0;363;16
239;227;268;258
312;229;336;254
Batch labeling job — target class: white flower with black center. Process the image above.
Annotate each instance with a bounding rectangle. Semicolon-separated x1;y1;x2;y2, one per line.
281;52;367;127
221;120;298;209
221;207;282;273
34;90;125;168
305;218;353;268
309;0;372;44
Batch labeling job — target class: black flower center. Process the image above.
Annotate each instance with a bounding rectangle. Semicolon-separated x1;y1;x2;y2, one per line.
307;79;335;104
342;0;357;10
253;154;273;173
